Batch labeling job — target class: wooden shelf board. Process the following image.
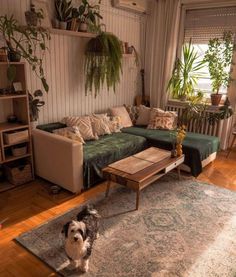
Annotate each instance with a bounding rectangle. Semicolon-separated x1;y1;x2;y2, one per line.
0;122;29;132
0;179;34;193
3;140;29;148
0;62;25;65
3;153;31;163
50;28;96;38
0;94;27;100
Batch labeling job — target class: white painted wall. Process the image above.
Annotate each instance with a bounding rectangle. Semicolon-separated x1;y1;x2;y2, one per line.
0;0;146;124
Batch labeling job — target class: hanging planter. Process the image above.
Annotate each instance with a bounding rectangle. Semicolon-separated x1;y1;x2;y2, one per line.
84;32;123;97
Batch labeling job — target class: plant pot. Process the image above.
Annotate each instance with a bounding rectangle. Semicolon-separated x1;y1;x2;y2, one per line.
70;18;79;31
79;22;88;32
8;51;21;62
25;11;38;26
30;121;38;130
211;93;222;106
54;19;60;29
59;21;68;30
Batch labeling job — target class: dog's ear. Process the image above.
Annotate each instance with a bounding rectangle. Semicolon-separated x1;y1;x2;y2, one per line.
62;221;71;238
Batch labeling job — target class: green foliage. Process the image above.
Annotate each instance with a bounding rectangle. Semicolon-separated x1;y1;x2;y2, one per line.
0;15;50;92
28;89;45;121
84;32;122;97
204;31;234;94
167;41;205;100
55;0;72;22
78;0;102;24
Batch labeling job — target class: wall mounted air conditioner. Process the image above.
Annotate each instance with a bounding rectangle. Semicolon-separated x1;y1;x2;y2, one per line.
112;0;147;14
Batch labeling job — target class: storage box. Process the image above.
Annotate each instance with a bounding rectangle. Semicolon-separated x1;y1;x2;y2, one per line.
4;130;29;145
12;145;27;157
4;162;32;186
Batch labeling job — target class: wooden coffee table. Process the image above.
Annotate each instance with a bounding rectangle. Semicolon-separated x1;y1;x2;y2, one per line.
102;147;184;210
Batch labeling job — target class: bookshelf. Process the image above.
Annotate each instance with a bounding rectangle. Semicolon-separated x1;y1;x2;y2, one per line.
0;62;34;192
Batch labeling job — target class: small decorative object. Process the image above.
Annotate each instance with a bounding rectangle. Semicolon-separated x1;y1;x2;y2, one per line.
176;126;186;156
13;82;23;93
31;0;52;28
50;185;61;194
55;0;73;30
7;114;17;123
28;89;45;122
204;31;234;106
25;4;43;26
11;143;27;157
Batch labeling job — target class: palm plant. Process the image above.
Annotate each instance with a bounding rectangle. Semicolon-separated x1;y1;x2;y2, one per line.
84;32;122;97
167;41;205;100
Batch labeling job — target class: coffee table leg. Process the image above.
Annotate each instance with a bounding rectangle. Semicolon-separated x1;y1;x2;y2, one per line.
105;180;111;198
177;166;181;180
136;190;140;210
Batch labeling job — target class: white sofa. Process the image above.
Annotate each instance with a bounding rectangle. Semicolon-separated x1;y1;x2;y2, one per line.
32;129;84;193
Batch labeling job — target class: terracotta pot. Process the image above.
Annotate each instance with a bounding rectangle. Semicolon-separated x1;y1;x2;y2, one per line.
79;22;88;32
211;94;222;106
59;21;67;30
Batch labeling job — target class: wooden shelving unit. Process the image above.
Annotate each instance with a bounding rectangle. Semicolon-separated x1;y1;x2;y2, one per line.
0;62;34;192
50;28;96;38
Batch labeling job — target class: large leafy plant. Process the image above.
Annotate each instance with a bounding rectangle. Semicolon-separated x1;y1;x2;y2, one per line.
84;32;122;97
204;31;234;94
55;0;72;22
167;41;205;100
0;15;50;92
78;0;102;24
28;89;45;121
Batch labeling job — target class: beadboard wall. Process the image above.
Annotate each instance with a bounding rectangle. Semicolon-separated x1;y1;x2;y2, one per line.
0;0;146;124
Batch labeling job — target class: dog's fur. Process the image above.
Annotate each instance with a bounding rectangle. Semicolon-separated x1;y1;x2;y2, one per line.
62;205;100;272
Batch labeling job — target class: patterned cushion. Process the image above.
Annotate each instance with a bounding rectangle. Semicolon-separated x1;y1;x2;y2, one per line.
147;109;177;130
136;105;151;126
53;126;85;144
90;114;111;136
106;116;122;133
124;105;140;124
61;116;98;141
109;106;133;128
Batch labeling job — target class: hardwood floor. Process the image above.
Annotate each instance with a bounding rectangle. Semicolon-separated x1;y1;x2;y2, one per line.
0;149;235;276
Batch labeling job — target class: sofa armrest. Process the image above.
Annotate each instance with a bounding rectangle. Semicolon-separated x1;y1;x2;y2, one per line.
32;129;83;193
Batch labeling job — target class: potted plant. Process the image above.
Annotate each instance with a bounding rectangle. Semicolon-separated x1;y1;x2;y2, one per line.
167;41;205;101
204;31;235;106
28;89;45;128
55;0;72;30
25;4;44;26
78;0;102;32
68;8;80;31
0;15;50;92
84;32;122;97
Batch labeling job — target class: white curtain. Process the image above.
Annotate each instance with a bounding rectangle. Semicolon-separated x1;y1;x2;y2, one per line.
145;0;181;108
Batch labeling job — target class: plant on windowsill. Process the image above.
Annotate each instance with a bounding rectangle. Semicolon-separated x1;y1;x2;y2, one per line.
84;31;123;97
167;41;206;101
204;31;235;106
0;15;50;92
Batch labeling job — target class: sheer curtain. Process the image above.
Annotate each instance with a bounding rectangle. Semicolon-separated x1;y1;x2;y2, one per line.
145;0;181;108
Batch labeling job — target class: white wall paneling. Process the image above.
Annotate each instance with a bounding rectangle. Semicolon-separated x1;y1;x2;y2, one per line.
0;0;146;124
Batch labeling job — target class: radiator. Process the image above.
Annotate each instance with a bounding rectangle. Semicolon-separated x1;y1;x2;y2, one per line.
166;100;233;150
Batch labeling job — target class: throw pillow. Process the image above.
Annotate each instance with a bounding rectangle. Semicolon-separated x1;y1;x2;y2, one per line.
124;105;140;125
106;116;122;133
109;106;133;128
61;116;98;141
90;114;111;136
136;105;151;125
147;109;177;130
53;126;85;144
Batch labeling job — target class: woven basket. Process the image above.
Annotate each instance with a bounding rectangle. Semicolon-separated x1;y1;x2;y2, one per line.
5;163;32;186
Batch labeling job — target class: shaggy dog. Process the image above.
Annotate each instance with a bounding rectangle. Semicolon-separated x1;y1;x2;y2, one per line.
62;205;100;272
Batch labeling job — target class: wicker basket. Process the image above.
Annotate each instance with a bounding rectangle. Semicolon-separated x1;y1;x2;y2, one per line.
4;130;29;145
4;163;32;186
12;145;27;157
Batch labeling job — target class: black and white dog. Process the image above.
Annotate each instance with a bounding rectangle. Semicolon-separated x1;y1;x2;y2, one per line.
62;205;100;272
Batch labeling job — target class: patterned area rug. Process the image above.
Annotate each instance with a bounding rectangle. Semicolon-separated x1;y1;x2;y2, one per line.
15;175;236;277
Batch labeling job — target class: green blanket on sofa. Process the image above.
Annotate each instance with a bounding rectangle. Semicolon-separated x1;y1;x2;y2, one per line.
122;127;220;177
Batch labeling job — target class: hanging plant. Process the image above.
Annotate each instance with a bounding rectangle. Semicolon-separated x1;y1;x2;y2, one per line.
84;32;122;97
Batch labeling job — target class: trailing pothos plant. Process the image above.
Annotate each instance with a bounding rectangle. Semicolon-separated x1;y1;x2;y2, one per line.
167;41;205;101
0;15;50;92
84;32;123;97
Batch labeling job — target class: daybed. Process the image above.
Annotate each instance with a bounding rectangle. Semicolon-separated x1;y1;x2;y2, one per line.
32;122;219;193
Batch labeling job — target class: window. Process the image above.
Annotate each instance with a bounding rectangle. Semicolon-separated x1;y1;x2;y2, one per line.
182;6;236;96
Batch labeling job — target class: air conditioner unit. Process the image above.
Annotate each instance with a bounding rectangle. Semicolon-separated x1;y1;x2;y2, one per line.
112;0;147;14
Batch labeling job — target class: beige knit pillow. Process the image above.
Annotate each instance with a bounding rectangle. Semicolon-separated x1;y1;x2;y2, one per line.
62;116;98;141
136;105;151;125
109;106;133;128
90;114;111;136
53;126;85;144
147;109;177;130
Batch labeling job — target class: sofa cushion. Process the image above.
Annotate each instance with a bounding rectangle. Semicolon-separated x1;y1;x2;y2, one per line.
53;126;85;144
109;106;133;127
122;126;220;177
90;114;111;136
83;133;147;189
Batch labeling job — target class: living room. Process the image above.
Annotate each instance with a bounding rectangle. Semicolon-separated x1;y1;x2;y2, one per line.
0;0;236;276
